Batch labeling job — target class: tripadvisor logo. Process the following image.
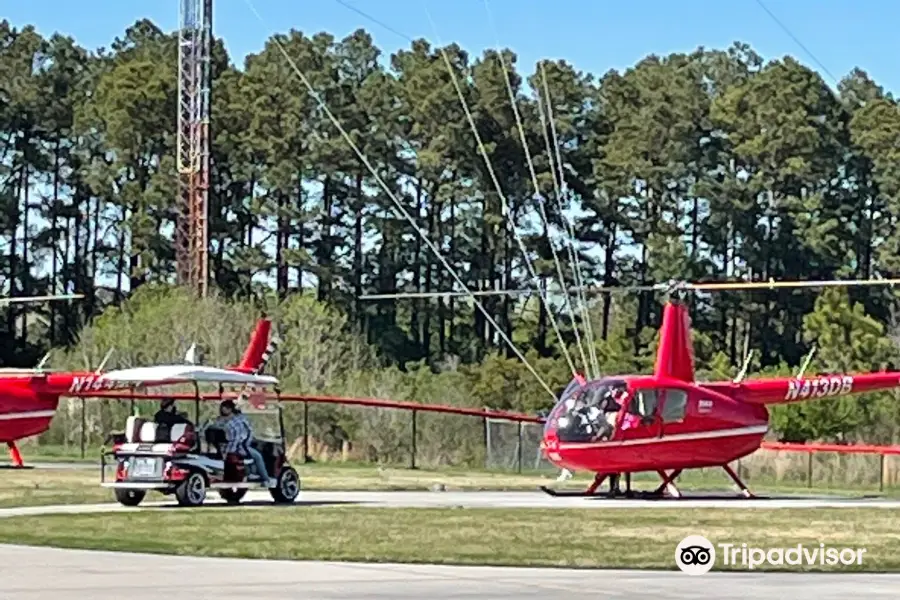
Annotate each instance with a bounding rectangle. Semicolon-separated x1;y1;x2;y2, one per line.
675;535;868;573
675;535;716;575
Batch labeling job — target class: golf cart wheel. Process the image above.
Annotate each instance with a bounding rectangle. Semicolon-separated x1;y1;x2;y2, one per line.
270;467;300;503
175;471;207;507
115;489;145;507
219;488;247;505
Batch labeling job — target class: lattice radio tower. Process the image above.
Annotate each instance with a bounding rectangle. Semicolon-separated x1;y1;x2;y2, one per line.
175;0;212;296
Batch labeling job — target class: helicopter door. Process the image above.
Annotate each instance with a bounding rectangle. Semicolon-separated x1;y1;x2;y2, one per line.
658;388;689;437
621;389;663;439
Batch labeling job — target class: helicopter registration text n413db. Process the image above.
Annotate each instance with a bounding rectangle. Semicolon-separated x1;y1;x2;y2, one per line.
784;376;853;401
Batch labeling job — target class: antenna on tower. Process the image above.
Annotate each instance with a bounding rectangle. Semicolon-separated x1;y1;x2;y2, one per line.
175;0;211;297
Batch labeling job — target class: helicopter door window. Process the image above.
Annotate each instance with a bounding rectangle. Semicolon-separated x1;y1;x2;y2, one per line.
627;390;658;425
660;389;688;423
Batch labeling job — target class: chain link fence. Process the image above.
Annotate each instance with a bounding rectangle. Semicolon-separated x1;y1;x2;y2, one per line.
484;418;556;473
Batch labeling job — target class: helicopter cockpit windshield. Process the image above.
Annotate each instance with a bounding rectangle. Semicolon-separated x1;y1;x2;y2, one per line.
544;377;629;443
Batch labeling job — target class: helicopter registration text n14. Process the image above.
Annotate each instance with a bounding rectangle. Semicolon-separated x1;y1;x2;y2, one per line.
784;375;853;401
68;375;122;394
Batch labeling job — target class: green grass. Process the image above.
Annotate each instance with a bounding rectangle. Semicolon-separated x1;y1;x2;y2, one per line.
0;470;108;508
0;507;897;571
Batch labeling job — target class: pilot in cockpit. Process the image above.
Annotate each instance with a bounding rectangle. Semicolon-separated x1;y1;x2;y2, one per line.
600;383;627;419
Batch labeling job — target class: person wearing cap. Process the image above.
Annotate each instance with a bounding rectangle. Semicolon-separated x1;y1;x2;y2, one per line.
218;399;275;488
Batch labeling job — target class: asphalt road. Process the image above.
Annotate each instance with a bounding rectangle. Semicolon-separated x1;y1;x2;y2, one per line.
0;544;897;600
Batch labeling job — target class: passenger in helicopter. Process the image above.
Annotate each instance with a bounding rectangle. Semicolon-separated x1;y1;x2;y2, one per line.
592;384;627;439
556;382;630;442
621;390;654;430
620;414;641;430
583;385;620;442
557;394;601;442
555;395;585;440
574;395;604;440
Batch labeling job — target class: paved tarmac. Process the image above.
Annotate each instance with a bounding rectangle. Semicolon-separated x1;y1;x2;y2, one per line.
0;461;93;470
1;490;898;598
2;489;900;519
0;544;897;599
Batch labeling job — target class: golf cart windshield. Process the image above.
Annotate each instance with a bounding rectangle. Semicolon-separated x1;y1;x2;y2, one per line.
241;406;281;440
544;377;629;443
202;403;281;437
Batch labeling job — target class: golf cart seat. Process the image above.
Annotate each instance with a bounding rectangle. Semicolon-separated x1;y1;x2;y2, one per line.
124;416;194;444
205;426;226;446
169;423;189;441
125;416;144;443
204;429;257;465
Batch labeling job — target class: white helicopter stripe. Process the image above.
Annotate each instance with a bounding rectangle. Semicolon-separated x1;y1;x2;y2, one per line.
0;410;56;421
556;424;769;450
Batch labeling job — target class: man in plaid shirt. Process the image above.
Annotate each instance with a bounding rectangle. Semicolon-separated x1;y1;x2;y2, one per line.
218;400;274;487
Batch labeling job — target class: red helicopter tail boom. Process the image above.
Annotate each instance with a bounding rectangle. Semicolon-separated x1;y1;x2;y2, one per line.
705;372;900;405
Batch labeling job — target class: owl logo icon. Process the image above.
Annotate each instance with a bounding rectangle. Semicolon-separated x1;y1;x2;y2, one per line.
675;535;715;575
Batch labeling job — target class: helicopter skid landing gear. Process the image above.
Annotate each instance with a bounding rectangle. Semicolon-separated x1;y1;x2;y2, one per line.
540;472;638;498
540;472;608;497
722;464;754;498
542;467;755;500
6;442;23;468
653;469;683;498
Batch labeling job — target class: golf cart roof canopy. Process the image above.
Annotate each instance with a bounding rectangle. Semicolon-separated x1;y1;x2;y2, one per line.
97;365;279;387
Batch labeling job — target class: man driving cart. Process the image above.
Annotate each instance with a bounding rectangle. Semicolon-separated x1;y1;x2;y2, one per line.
217;399;275;488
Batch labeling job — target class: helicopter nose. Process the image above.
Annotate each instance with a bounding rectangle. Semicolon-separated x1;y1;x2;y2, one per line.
540;431;561;460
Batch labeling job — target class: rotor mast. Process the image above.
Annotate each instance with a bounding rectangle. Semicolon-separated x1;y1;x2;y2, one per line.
175;0;212;297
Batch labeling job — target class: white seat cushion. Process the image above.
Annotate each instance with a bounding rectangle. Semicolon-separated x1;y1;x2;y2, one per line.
139;422;158;443
125;416;144;443
170;423;188;442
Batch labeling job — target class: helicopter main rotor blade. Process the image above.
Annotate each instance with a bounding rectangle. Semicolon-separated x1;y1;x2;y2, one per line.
357;285;656;300
0;293;85;306
682;278;900;291
358;278;900;300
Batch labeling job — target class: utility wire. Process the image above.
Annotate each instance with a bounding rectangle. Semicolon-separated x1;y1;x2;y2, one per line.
753;0;839;85
244;0;559;400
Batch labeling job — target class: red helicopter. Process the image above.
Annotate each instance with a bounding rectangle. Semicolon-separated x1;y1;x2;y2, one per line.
0;303;276;468
538;279;900;499
363;278;900;499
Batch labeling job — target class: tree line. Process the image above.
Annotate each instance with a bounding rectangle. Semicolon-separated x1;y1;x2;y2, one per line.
4;18;900;444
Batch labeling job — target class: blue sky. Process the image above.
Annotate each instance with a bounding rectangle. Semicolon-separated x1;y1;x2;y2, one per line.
5;0;898;93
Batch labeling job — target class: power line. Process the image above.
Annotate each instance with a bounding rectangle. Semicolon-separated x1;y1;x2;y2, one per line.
334;0;415;43
753;0;840;85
